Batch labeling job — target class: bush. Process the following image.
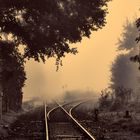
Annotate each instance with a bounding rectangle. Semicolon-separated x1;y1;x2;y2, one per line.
98;88;113;110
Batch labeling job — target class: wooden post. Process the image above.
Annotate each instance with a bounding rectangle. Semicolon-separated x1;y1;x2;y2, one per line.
94;108;99;121
124;110;131;118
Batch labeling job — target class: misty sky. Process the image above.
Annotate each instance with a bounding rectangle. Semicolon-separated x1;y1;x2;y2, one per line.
23;0;140;101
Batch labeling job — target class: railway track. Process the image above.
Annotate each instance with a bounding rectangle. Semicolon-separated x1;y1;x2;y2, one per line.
45;100;96;140
69;99;99;139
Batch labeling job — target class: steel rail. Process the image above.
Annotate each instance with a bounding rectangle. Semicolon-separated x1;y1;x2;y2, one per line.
56;101;96;140
47;99;85;120
45;103;49;140
47;105;59;120
69;98;97;116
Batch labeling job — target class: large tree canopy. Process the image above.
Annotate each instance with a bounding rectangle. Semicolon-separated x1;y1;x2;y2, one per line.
0;0;110;111
0;0;110;62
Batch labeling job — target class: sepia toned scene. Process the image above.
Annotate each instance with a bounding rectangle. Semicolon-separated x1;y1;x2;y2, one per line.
0;0;140;140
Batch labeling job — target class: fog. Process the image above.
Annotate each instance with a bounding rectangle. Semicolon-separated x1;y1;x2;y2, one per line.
23;59;98;101
23;59;62;100
23;0;140;101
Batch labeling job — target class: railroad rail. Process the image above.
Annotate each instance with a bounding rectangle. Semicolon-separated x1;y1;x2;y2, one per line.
45;103;49;140
45;100;96;140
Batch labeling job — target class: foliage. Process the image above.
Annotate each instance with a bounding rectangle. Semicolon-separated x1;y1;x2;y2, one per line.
110;19;140;109
130;18;140;67
136;18;140;43
0;41;26;111
0;0;110;62
111;54;139;90
111;20;139;91
110;87;133;111
117;20;139;51
98;88;113;110
98;87;133;111
0;0;110;111
113;86;132;104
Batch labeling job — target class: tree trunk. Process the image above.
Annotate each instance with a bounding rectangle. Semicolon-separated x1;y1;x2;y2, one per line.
0;46;3;120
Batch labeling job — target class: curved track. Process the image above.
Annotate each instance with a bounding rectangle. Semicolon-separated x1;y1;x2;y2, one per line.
45;100;96;140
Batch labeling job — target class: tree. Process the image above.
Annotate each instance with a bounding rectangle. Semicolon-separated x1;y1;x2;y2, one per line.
117;20;138;51
111;54;139;90
136;18;140;43
111;20;139;91
0;0;110;111
0;41;26;112
130;18;140;67
0;0;110;62
98;88;113;110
